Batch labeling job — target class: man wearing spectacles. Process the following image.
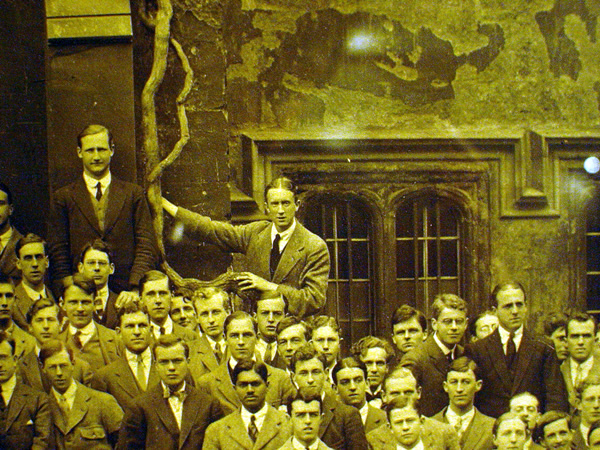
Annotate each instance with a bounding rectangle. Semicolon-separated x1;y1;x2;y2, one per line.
401;294;468;417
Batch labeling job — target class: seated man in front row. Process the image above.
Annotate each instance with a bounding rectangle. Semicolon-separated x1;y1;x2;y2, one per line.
531;411;574;450
203;359;291;450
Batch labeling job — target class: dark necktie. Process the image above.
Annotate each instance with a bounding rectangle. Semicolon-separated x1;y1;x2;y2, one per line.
366;390;382;402
248;414;258;442
0;385;5;411
73;330;83;349
269;234;281;279
506;332;516;367
95;182;103;201
159;326;166;336
264;342;273;363
214;341;223;364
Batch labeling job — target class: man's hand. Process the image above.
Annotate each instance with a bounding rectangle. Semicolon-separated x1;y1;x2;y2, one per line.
235;272;278;293
114;290;140;310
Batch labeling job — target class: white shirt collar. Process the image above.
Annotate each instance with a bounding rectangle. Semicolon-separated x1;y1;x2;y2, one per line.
581;423;591;446
162;380;186;397
433;333;454;356
83;171;111;191
0;374;17;405
498;325;523;349
445;406;475;432
21;282;47;301
69;320;96;337
271;219;297;251
359;402;369;424
52;380;77;408
125;347;151;365
291;437;320;450
0;227;13;249
152;316;174;337
241;403;269;432
397;439;424;450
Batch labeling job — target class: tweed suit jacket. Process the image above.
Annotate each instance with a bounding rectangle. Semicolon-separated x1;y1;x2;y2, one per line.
431;407;495;450
278;437;334;450
364;404;387;434
319;393;368;450
465;328;568;417
401;334;464;417
59;321;121;371
12;282;55;330
19;349;93;393
202;404;291;450
0;227;22;280
90;355;161;411
8;322;36;359
0;380;51;450
366;417;460;450
176;208;330;318
188;335;221;380
561;355;600;412
196;361;295;415
118;382;223;450
49;176;157;292
49;382;123;450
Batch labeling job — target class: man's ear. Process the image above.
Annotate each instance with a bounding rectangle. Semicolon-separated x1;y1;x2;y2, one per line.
77;147;83;159
416;386;422;399
77;262;84;274
475;380;483;392
109;263;115;275
442;381;449;394
15;258;22;271
431;318;438;333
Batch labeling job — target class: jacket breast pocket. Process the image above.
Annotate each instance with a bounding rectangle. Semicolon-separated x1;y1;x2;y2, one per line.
78;425;106;440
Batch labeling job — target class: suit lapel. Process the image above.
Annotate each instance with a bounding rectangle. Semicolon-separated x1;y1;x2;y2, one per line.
511;332;535;394
319;394;336;438
273;224;305;283
426;337;449;375
4;383;27;431
179;387;201;449
213;364;240;408
560;359;574;397
72;178;102;234
113;358;143;397
462;410;484;448
151;387;180;437
485;330;513;391
225;412;254;449
365;405;385;431
103;178;127;235
0;229;21;274
20;351;45;392
96;323;118;364
255;406;283;450
66;384;90;434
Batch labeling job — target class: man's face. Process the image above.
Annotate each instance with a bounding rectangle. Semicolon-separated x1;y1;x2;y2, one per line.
475;314;499;340
277;324;307;367
195;296;227;339
336;367;367;408
389;407;422;449
226;317;257;361
29;305;61;344
255;298;285;341
264;188;298;233
141;277;171;324
290;400;321;445
312;325;340;367
170;296;198;331
510;395;539;431
443;369;481;410
0;190;13;231
118;311;151;354
567;320;595;363
432;307;467;348
293;358;326;396
78;248;113;288
62;285;94;328
235;370;267;413
493;418;528;450
0;340;16;383
550;327;569;361
392;317;425;355
16;242;48;286
590;428;600;450
155;343;188;389
77;130;113;179
361;347;388;390
541;418;573;450
580;385;600;426
495;288;527;332
0;283;15;321
43;349;74;394
382;375;421;405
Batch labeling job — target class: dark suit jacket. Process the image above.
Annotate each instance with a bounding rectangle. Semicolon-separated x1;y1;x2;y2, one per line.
94;289;119;330
202;404;291;450
177;208;330;318
49;176;157;292
59;322;121;371
431;407;495;450
1;380;51;450
90;356;161;411
319;393;368;450
49;382;123;450
0;227;22;280
366;418;460;450
188;335;221;380
561;356;600;412
118;382;223;450
19;349;93;393
401;335;464;417
196;361;295;415
465;328;568;417
12;283;55;330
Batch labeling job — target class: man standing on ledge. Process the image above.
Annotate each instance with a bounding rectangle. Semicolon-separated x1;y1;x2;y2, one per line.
162;177;330;318
49;124;157;302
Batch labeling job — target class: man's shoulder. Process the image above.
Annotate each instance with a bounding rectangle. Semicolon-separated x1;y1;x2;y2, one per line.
473;408;495;426
422;416;456;434
294;222;327;247
92;357;127;378
95;322;118;339
14;380;47;401
366;423;392;442
109;177;144;195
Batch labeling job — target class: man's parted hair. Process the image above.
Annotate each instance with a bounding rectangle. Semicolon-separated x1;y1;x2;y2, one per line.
492;412;528;438
39;339;74;366
116;302;150;327
26;298;61;325
224;310;258;336
448;356;481;381
78;239;113;265
264;176;298;201
382;366;419;394
332;356;367;385
63;273;97;297
191;287;230;312
0;182;13;205
532;411;572;444
431;293;467;320
231;359;268;385
491;281;526;306
276;316;311;340
152;334;189;360
542;311;569;337
307;315;341;336
383;395;420;420
15;233;47;258
0;273;15;287
287;388;323;415
509;391;539;411
139;270;171;295
290;342;327;373
77;124;114;148
391;305;427;332
567;311;597;335
577;374;600;400
351;335;394;363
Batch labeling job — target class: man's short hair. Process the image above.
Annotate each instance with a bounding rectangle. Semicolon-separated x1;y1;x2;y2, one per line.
577;374;600;400
491;282;526;306
383;395;420;420
287;388;323;415
492;412;528;437
15;233;47;258
589;420;600;445
224;311;258;336
532;411;572;444
290;342;327;373
351;335;395;363
63;273;97;297
191;287;230;312
382;367;419;394
391;305;427;331
567;311;597;335
231;359;268;385
332;356;367;384
448;356;480;380
469;310;496;337
139;270;170;295
116;302;149;326
264;177;297;201
0;273;15;287
78;239;113;265
277;316;311;340
152;334;189;360
253;291;287;314
77;124;113;148
431;294;467;320
39;339;73;366
0;332;16;355
307;315;341;335
26;298;61;325
509;391;539;410
0;182;13;205
542;311;569;337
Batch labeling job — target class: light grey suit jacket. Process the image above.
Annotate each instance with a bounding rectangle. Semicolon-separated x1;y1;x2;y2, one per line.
188;334;221;380
560;355;600;412
177;208;330;318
